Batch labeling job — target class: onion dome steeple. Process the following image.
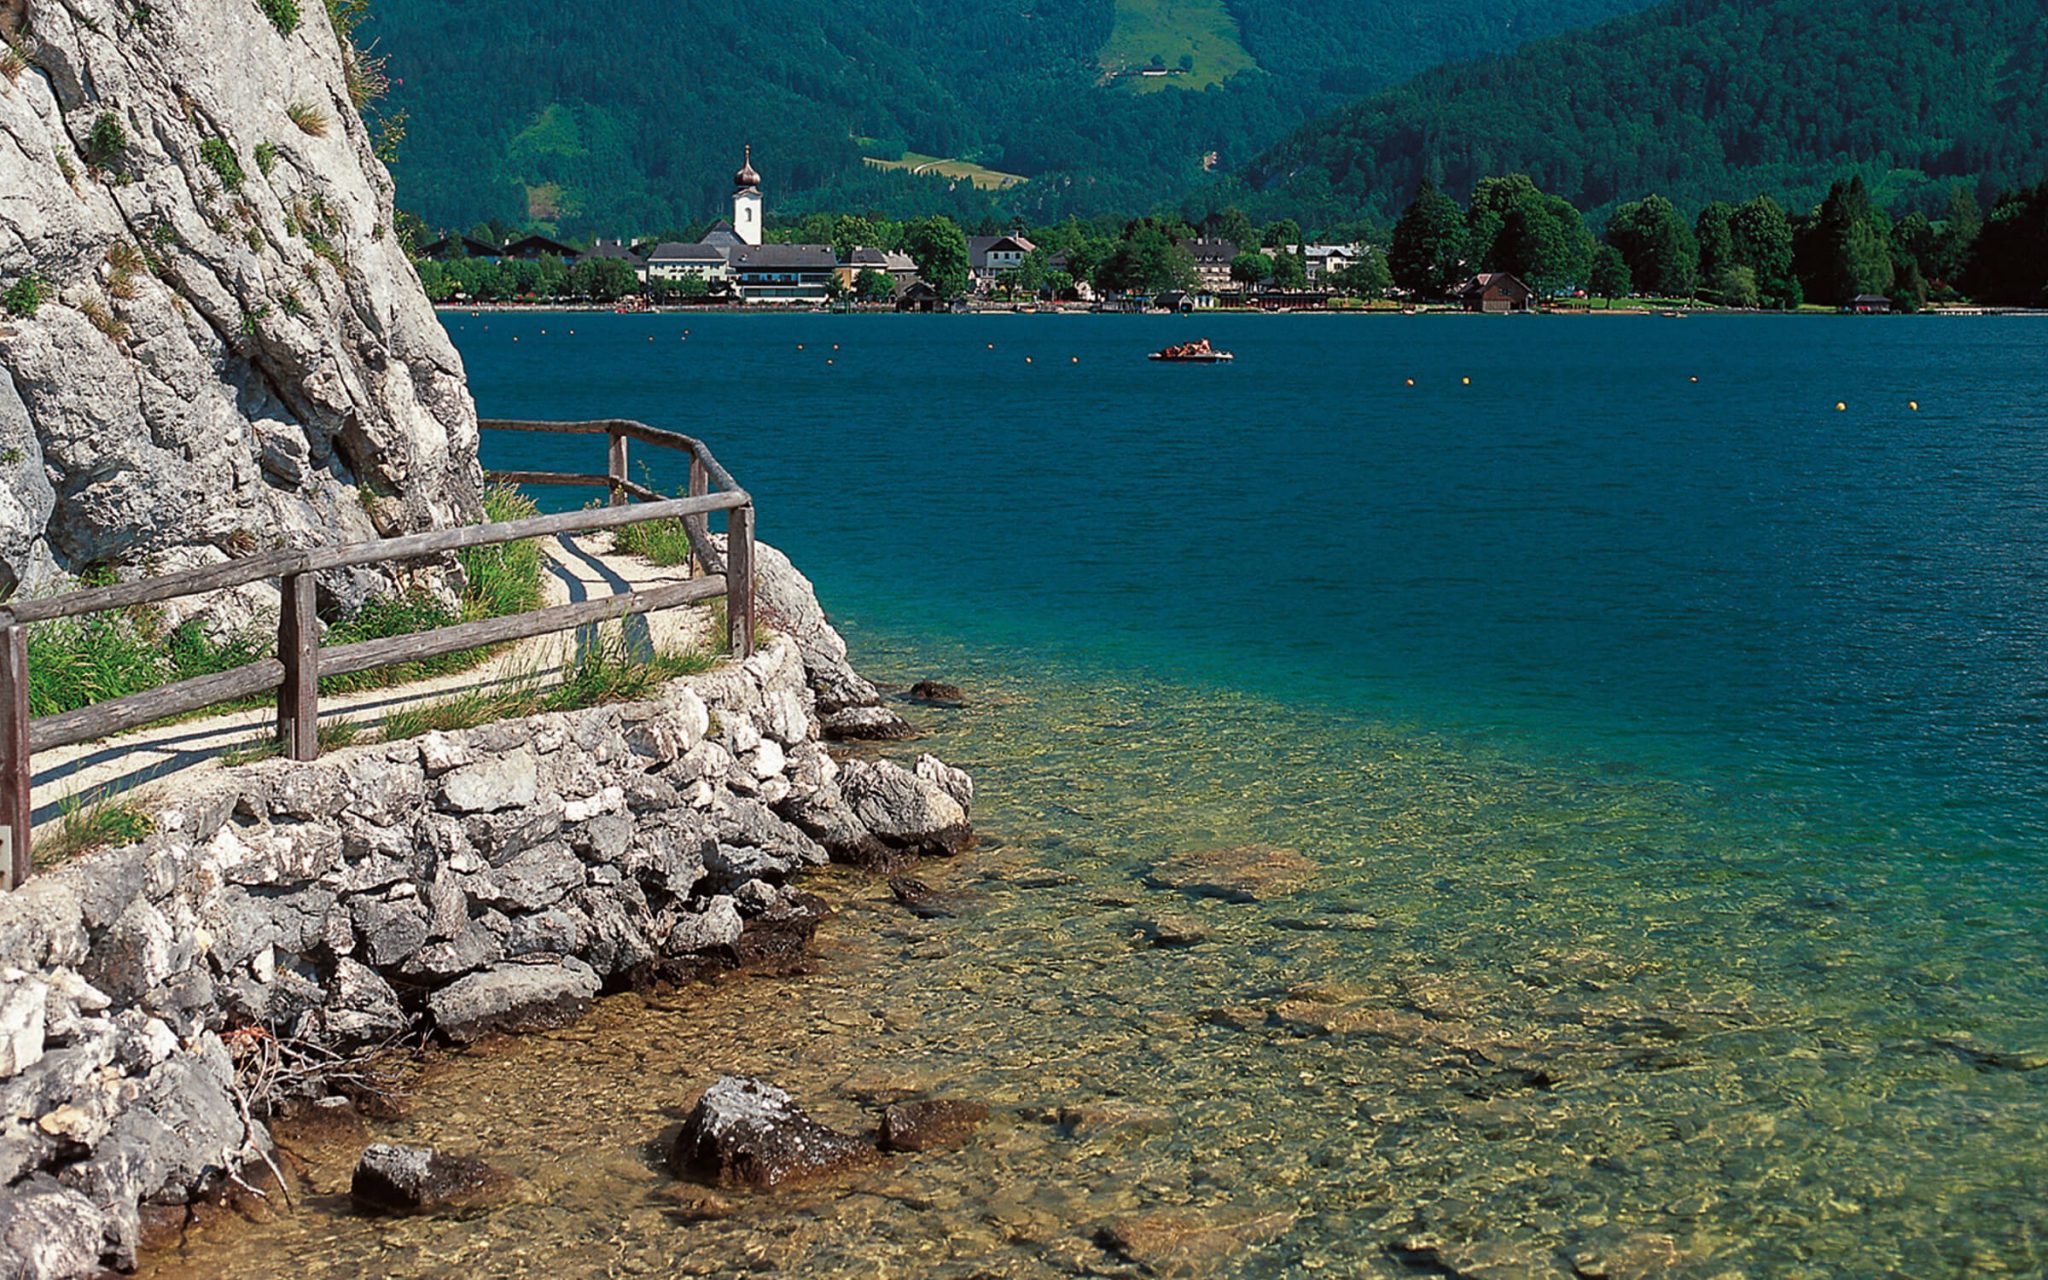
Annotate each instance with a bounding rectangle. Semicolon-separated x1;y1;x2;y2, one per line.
734;144;761;191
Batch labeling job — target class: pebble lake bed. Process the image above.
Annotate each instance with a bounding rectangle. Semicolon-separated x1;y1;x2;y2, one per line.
116;311;2048;1275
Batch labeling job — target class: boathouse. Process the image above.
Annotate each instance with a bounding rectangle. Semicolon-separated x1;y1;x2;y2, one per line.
1458;273;1535;313
1847;293;1894;314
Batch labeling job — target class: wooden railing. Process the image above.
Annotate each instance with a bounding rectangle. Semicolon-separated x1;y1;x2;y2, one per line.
0;420;754;890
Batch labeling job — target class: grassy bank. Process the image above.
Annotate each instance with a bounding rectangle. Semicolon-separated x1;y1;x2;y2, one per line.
24;485;547;718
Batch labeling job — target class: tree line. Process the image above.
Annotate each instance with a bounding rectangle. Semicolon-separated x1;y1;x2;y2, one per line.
407;169;2048;309
1386;169;2048;309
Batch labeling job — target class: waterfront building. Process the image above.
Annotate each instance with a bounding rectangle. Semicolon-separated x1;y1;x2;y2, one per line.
1457;273;1536;312
577;238;649;284
645;242;732;285
1183;238;1238;293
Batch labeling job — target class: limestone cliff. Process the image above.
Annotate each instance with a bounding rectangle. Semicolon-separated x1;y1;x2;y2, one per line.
0;0;479;600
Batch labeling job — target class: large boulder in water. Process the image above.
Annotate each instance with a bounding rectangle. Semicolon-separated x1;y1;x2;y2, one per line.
837;759;972;859
667;1076;878;1189
350;1143;507;1215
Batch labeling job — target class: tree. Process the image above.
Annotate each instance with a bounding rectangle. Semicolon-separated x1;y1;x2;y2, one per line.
903;216;971;298
1389;180;1467;300
1935;184;1983;283
1014;247;1051;296
1589;245;1632;300
1801;176;1893;307
1230;252;1273;287
1043;269;1076;299
1716;264;1759;309
1492;192;1592;293
1096;223;1197;294
1729;195;1800;309
1465;174;1540;266
1270;248;1307;290
1694;202;1736;294
1962;179;2048;306
1263;218;1302;251
830;214;879;261
1607;194;1698;298
853;268;896;302
1328;252;1393;299
1208;207;1257;252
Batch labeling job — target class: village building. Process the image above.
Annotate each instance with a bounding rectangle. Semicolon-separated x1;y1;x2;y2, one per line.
1847;293;1893;314
968;235;1035;286
1304;243;1365;283
895;280;945;312
1182;238;1238;293
577;238;649;283
417;234;503;262
1457;273;1536;313
730;244;838;303
645;242;732;285
502;234;578;261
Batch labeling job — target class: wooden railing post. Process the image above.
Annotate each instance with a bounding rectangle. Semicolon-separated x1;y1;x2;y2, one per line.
608;429;629;507
726;503;755;660
0;624;30;889
687;455;708;575
277;572;319;761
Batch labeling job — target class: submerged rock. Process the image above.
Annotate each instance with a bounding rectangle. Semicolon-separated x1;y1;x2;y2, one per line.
1137;915;1212;948
350;1143;506;1215
1144;844;1316;903
878;1099;988;1153
1096;1208;1294;1274
888;876;954;919
1057;1101;1174;1136
668;1076;879;1189
905;680;966;707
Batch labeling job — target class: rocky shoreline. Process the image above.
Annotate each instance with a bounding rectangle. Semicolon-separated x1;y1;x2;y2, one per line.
0;551;972;1279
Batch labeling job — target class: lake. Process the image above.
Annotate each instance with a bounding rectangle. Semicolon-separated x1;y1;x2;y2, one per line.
147;311;2048;1277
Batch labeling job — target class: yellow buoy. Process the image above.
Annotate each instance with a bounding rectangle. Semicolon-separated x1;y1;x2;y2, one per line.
1461;376;1471;386
832;343;840;351
568;329;575;335
827;358;835;365
1405;378;1415;387
797;344;805;351
512;336;519;342
1836;402;1847;411
1690;376;1699;383
539;329;546;335
1071;357;1079;364
987;343;994;350
1909;400;1920;411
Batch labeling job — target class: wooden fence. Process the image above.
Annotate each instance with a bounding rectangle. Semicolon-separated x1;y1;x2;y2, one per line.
0;420;754;890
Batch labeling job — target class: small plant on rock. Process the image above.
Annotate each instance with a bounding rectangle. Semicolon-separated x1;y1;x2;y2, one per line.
254;139;279;176
286;99;328;136
1;35;31;83
259;0;299;35
3;274;48;318
77;296;129;342
199;137;244;192
85;111;128;169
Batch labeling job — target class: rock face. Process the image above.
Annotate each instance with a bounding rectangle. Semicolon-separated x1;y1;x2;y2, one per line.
750;541;915;742
0;0;479;597
0;613;971;1273
668;1076;879;1189
350;1143;505;1215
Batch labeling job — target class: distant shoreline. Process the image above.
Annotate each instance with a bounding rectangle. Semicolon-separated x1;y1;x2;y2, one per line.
434;302;2045;319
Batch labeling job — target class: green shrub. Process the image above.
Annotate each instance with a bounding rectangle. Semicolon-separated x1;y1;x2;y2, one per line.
199;137;244;192
259;0;299;34
38;788;155;867
2;275;47;318
254;140;278;176
85;112;128;169
27;611;265;718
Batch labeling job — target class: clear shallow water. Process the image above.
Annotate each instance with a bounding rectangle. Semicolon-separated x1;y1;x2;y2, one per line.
143;314;2048;1276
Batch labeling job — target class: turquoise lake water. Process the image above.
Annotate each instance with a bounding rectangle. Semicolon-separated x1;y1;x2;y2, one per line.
168;311;2043;1277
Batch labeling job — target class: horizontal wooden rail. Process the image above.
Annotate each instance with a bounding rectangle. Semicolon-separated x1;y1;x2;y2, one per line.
1;417;758;889
302;492;743;573
29;659;287;753
319;576;725;678
486;469;612;488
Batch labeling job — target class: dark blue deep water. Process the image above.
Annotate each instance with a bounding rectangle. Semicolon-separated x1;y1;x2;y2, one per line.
416;311;2048;1274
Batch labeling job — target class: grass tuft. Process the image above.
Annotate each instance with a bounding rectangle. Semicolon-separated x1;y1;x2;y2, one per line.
286;99;329;136
220;717;359;767
612;516;697;568
27;610;267;718
37;788;156;867
200;137;244;191
379;625;716;743
259;0;300;35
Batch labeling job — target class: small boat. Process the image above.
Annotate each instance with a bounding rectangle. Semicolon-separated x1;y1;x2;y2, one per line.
1149;339;1233;363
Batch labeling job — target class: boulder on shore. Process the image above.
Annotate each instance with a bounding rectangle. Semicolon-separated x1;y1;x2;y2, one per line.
427;960;600;1044
350;1143;506;1215
668;1076;879;1189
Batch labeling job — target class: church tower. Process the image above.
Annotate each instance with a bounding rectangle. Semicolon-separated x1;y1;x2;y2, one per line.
733;145;763;247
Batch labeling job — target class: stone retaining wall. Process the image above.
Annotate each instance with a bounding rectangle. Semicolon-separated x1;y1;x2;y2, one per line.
0;613;972;1277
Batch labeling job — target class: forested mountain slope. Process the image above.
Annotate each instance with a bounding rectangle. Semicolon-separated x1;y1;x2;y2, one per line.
364;0;1657;234
1240;0;2048;223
